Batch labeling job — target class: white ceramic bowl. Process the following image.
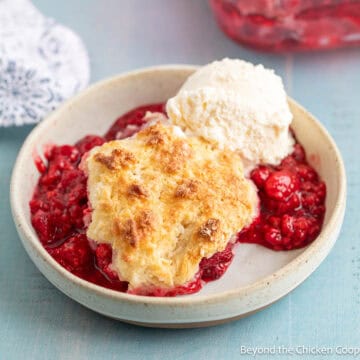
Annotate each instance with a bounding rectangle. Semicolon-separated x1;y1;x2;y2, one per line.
11;66;346;328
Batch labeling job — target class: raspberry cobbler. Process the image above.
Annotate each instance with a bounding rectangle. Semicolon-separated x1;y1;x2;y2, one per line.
30;104;326;296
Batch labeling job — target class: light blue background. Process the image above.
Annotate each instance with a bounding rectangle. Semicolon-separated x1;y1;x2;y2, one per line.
1;1;359;359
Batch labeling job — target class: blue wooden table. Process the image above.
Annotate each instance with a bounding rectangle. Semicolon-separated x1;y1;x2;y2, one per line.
1;1;359;359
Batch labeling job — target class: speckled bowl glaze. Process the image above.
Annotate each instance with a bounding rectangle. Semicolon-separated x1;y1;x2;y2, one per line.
10;66;346;328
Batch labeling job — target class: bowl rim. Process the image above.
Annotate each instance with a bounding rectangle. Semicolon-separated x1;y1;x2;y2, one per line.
10;64;347;306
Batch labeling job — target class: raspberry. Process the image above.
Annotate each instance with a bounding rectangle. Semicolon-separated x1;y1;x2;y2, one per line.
95;244;112;268
280;155;297;169
250;166;272;188
265;170;299;200
48;234;92;272
58;145;80;161
264;226;282;247
237;224;263;244
200;243;234;282
239;139;326;251
301;192;319;208
295;164;318;181
31;210;53;244
307;221;320;239
315;182;326;201
268;215;281;228
264;192;300;214
281;214;295;237
313;205;326;220
300;181;315;192
30;143;89;246
293;217;309;243
292;143;306;162
104;103;165;141
95;244;119;281
34;156;47;173
75;135;105;155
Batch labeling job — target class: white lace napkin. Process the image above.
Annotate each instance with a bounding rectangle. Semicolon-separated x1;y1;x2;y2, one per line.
0;0;90;126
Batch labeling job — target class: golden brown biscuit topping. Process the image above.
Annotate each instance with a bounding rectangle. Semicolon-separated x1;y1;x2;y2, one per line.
85;120;257;292
198;218;220;241
94;148;135;170
175;179;199;198
127;184;149;198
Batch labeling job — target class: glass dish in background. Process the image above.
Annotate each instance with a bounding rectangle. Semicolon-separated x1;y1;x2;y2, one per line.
210;0;360;51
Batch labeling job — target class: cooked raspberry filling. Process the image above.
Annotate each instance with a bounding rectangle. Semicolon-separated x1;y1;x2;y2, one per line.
30;104;326;296
238;143;326;250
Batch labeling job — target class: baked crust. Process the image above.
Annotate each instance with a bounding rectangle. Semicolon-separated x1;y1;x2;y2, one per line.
85;120;257;292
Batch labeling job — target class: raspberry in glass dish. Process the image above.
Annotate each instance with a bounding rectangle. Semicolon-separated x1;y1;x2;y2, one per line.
210;0;360;52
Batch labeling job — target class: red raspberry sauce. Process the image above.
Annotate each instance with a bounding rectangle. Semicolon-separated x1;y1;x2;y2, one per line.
30;104;326;296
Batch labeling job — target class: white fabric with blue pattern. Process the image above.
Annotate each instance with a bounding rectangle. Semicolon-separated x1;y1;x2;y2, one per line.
0;0;89;126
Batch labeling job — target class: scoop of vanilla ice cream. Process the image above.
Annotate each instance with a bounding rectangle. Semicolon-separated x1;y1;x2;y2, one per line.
166;58;294;170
